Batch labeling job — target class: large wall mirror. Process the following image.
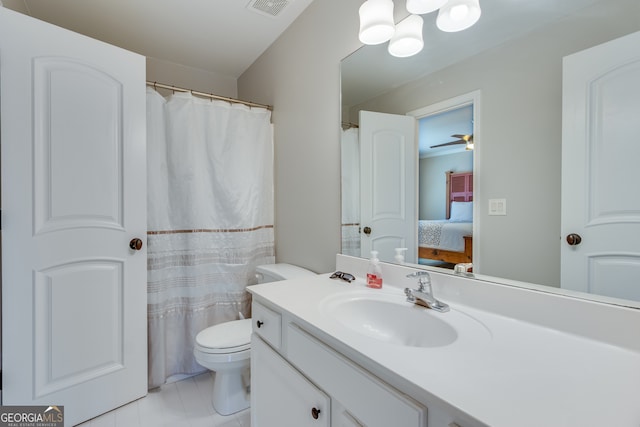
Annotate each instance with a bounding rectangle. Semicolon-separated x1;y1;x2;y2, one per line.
340;0;640;307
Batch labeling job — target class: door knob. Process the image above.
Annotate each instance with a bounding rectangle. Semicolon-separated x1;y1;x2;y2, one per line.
566;233;582;246
129;238;143;250
311;407;321;420
363;226;372;235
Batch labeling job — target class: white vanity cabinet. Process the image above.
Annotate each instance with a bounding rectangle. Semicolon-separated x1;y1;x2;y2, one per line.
249;258;640;427
251;300;427;427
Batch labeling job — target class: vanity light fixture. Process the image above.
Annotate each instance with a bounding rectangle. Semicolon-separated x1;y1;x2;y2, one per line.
358;0;396;45
358;0;481;57
436;0;482;32
406;0;448;15
388;14;424;57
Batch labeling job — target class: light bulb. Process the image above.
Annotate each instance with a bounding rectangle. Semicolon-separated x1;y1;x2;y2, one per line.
436;0;481;32
449;4;469;21
388;14;424;58
359;0;395;45
406;0;448;15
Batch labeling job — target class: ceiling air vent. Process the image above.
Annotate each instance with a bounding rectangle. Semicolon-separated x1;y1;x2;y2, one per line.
246;0;291;18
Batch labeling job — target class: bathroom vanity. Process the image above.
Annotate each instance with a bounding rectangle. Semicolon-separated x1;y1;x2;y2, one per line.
249;255;640;427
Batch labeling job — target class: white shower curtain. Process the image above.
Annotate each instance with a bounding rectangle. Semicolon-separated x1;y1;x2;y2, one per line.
146;88;275;388
341;127;360;256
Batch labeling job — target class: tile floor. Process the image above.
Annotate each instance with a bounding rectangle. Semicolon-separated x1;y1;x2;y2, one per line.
76;373;250;427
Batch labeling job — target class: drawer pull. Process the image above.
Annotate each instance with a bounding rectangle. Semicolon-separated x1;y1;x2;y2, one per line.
256;320;264;328
311;407;321;419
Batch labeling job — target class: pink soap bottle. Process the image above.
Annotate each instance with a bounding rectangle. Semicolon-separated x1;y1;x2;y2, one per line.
366;251;383;289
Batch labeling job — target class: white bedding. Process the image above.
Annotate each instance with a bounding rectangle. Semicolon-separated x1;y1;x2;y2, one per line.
418;220;472;252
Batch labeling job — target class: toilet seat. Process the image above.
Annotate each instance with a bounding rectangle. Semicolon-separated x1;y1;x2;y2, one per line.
195;318;252;354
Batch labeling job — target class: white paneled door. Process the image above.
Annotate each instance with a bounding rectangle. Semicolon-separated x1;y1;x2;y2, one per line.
359;111;417;264
561;30;640;301
0;8;147;425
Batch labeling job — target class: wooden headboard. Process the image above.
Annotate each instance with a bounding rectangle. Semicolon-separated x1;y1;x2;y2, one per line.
445;171;473;219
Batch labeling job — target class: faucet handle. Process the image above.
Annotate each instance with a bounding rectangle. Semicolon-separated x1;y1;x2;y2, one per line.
404;287;416;302
406;270;431;292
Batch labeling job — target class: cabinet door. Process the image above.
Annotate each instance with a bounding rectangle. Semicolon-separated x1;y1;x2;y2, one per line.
288;324;427;427
251;335;330;427
333;403;364;427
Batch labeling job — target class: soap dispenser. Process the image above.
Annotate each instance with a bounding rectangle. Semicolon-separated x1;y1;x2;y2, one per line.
366;250;383;289
394;248;408;264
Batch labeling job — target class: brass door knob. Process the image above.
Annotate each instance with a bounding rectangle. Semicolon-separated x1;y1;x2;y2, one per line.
566;233;582;246
129;238;143;250
363;226;372;235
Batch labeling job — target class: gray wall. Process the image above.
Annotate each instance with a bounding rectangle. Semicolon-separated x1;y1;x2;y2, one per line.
420;152;473;220
146;56;237;98
238;0;363;273
241;0;640;283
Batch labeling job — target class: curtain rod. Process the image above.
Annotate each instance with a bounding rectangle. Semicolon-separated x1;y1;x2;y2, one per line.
146;81;273;111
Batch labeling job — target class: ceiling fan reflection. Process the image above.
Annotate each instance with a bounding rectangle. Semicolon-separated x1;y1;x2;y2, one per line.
430;134;474;150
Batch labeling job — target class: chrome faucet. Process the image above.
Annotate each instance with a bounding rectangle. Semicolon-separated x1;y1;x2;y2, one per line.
404;271;449;312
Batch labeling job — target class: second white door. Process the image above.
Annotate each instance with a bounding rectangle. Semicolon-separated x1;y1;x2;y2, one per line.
359;111;417;264
561;30;640;301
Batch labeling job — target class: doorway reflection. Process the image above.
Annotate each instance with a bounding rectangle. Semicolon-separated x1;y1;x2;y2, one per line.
417;104;474;269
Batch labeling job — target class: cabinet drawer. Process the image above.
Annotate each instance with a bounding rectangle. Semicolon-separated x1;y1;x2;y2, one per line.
252;301;282;349
288;325;427;427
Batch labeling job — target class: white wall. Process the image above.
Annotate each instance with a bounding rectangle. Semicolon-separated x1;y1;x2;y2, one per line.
240;0;638;282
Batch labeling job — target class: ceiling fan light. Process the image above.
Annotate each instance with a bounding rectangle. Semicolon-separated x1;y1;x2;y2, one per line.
406;0;448;15
388;14;424;58
436;0;481;32
359;0;395;45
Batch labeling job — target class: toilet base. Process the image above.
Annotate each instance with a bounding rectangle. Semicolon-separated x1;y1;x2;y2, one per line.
211;366;250;416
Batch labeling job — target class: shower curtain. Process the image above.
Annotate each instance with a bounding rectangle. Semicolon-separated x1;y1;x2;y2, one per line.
341;127;360;257
146;88;275;388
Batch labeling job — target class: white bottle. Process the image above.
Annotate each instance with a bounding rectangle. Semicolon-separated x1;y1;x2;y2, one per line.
394;248;408;264
366;250;383;289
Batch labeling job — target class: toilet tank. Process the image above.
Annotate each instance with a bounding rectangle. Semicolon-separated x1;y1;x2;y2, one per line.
255;263;316;284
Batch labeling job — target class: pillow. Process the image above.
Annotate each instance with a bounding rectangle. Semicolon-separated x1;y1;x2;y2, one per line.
449;201;473;222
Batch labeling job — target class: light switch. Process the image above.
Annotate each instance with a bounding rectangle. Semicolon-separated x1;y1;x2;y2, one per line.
489;198;507;215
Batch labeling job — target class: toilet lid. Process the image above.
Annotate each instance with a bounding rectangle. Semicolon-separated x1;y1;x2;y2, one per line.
195;318;252;353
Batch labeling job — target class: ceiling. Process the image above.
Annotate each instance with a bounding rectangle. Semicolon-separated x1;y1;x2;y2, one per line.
1;0;315;79
3;0;605;87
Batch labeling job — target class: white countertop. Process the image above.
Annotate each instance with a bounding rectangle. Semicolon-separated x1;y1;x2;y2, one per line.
249;274;640;427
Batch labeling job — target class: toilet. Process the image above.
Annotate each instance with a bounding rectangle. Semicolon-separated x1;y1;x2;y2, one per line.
193;263;316;415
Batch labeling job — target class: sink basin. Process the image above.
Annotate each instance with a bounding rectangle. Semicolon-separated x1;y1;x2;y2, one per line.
321;293;459;348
